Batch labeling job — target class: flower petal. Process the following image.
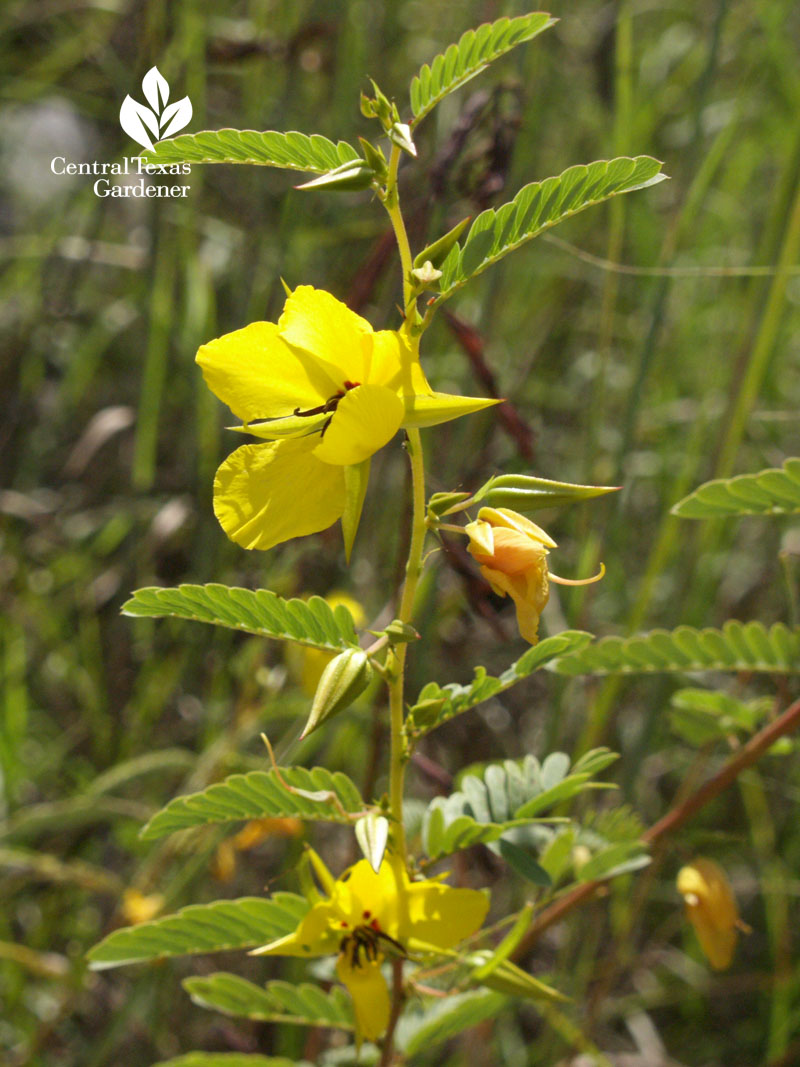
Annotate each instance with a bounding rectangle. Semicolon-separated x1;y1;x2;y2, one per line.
197;321;322;423
369;330;431;396
213;439;345;551
279;286;372;385
480;564;549;645
336;954;391;1042
405;882;489;951
402;392;501;428
313;384;404;466
677;859;741;970
250;900;341;958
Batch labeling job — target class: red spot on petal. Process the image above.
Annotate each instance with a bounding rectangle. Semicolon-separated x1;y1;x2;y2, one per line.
362;910;371;919
340;921;349;928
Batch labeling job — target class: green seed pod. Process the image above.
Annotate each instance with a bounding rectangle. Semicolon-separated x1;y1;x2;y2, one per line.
301;648;372;739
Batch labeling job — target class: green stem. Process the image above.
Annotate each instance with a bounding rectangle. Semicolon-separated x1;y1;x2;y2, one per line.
382;142;427;863
385;145;414;307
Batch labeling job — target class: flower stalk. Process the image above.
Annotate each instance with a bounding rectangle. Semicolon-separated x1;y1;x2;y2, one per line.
382;143;427;864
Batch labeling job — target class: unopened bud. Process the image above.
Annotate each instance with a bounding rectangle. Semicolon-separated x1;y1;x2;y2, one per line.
301;648;372;738
389;121;417;157
410;260;442;288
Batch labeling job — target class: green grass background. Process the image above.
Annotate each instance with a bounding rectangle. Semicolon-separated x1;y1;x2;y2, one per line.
1;0;799;1064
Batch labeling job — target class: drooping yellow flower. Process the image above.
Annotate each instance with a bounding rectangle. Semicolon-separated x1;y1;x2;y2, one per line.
465;507;604;644
198;287;497;554
677;858;748;971
252;852;488;1042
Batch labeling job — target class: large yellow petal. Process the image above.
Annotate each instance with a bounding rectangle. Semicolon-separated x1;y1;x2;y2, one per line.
213;439;345;551
369;330;431;396
404;882;489;951
196;321;322;422
313;384;404;466
335;955;391;1042
279;286;372;385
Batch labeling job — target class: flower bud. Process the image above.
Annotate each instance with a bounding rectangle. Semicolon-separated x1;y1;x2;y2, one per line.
301;648;372;738
465;506;603;645
677;857;745;970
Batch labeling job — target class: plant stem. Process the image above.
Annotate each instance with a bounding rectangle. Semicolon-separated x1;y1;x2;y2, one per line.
382;141;427;863
379;957;405;1066
512;694;800;959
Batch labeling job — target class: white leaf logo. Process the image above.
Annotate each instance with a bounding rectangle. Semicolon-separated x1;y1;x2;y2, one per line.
119;66;192;151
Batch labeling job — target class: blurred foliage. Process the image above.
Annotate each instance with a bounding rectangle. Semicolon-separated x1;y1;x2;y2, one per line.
1;0;800;1064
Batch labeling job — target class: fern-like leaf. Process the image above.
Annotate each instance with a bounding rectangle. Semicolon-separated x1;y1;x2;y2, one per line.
141;129;361;172
122;585;359;652
409;13;555;125
672;458;800;518
550;621;800;676
408;631;592;735
184;973;354;1030
87;894;309;970
421;749;617;860
430;156;665;308
141;767;364;841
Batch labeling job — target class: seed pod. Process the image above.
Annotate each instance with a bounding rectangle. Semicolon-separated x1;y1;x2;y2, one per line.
301;648;372;739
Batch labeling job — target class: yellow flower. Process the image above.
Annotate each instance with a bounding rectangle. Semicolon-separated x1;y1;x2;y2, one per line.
252;852;488;1042
198;286;497;553
121;888;165;925
465;507;604;644
677;858;748;971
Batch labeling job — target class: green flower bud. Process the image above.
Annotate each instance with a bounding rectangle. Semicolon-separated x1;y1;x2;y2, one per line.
301;648;372;738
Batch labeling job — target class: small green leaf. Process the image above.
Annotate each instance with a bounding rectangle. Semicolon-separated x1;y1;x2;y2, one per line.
468;953;566;1003
497;840;552;886
87;895;309;969
141;129;360;173
295;160;374;191
672;458;800;518
576;842;651;882
122;585;359;653
413;217;471;269
409;13;555;126
426;490;472;518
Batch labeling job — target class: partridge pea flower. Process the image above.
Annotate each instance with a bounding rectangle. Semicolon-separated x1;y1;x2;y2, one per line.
466;507;604;644
198;286;497;554
252;852;488;1042
677;858;749;970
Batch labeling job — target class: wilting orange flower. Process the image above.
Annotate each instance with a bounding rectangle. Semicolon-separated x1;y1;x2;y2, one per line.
466;507;603;644
677;858;748;970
